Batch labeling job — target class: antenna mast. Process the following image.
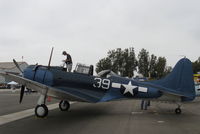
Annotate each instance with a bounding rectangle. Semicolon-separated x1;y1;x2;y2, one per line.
48;47;54;69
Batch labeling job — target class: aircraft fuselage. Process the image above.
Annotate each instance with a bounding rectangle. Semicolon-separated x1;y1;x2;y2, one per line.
23;65;163;102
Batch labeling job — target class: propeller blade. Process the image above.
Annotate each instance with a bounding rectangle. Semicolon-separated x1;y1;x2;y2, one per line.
19;85;25;103
13;59;23;73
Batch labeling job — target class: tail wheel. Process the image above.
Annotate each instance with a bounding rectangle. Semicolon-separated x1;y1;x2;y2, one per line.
59;100;70;111
35;104;48;118
175;108;182;114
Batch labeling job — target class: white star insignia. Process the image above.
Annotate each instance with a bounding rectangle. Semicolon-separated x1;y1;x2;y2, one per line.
122;81;138;95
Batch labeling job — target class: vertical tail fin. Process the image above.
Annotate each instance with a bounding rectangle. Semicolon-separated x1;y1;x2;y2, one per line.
153;58;195;101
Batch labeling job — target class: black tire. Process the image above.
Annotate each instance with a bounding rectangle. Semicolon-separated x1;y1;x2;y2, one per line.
35;104;48;118
59;100;70;111
175;108;182;114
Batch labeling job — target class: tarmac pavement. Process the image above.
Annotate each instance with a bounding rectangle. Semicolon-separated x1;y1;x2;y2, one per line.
0;90;200;134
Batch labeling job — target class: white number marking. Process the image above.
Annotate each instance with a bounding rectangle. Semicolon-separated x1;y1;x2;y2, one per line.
93;78;111;90
102;79;110;89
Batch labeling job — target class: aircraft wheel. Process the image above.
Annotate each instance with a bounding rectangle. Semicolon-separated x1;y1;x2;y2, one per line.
35;104;48;118
175;108;181;114
59;100;70;111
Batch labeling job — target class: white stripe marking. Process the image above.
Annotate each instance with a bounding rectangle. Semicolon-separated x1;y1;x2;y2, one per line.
131;111;143;114
0;102;74;125
112;83;121;88
157;121;165;123
0;89;20;92
138;87;148;92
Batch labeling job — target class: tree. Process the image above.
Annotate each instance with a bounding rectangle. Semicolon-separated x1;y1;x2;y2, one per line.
138;48;149;77
96;47;169;79
149;54;157;78
96;47;137;77
108;48;124;74
122;48;137;77
95;57;112;73
163;66;172;76
155;57;167;78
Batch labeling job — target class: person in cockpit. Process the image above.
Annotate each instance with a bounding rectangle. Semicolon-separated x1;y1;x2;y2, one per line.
62;51;73;72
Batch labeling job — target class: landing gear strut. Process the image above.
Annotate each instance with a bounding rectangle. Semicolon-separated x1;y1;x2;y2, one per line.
59;100;70;111
141;100;150;110
35;94;48;118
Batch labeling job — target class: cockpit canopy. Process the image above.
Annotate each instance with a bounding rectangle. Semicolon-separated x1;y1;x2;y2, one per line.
74;63;94;75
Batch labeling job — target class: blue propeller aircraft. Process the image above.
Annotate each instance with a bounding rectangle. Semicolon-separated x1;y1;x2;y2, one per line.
0;50;196;118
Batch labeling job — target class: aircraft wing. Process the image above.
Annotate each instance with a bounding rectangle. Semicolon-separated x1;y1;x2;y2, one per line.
0;72;89;102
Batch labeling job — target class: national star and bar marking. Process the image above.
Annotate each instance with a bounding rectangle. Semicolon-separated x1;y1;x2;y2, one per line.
111;81;148;94
122;81;138;95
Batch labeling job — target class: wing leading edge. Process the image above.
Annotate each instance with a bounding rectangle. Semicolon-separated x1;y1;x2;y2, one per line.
0;72;92;102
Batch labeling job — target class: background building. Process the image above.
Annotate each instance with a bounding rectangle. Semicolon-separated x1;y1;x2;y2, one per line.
0;62;28;84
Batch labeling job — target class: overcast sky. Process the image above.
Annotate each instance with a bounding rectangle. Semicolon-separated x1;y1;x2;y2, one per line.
0;0;199;68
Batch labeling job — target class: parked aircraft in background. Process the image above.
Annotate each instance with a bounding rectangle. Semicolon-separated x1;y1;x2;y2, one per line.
0;50;196;118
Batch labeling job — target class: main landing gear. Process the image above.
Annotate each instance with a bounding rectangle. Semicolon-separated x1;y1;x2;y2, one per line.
35;94;48;118
34;94;70;118
141;100;151;110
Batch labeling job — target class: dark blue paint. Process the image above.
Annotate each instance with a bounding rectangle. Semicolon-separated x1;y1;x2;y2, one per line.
22;58;195;103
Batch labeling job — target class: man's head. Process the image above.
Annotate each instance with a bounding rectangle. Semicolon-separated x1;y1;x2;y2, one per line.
62;51;67;55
